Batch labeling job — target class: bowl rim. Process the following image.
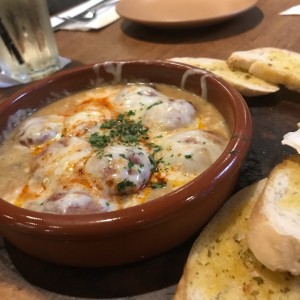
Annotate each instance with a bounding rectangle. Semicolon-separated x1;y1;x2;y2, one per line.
0;59;252;238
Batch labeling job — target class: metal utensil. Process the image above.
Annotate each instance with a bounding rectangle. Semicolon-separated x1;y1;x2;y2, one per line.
71;0;119;22
53;0;119;30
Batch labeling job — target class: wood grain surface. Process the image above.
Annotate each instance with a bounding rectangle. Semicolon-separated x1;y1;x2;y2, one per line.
0;0;299;299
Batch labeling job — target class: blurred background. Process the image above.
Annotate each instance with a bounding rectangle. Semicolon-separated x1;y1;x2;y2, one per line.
47;0;86;15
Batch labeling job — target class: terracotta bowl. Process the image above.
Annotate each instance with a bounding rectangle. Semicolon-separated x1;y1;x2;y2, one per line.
0;60;252;267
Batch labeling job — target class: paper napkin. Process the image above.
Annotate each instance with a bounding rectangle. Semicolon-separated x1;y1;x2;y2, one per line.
50;0;120;31
279;5;300;15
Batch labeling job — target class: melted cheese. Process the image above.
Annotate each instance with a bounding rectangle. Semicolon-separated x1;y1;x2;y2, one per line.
18;115;64;147
143;98;197;131
159;130;227;175
84;145;153;195
0;83;229;214
112;85;165;120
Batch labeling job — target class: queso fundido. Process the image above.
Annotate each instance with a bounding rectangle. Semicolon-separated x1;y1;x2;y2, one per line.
0;83;229;214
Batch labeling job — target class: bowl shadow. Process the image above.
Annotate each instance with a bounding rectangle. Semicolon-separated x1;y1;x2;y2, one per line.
5;237;195;298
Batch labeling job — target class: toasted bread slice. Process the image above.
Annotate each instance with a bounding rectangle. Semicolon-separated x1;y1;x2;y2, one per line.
247;155;300;275
174;175;300;299
169;57;279;97
227;47;300;92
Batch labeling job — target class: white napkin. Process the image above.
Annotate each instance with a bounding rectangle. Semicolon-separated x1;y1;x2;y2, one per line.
0;57;71;88
279;5;300;15
282;123;300;154
50;0;120;31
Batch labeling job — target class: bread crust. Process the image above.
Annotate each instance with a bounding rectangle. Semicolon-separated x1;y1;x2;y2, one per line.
173;273;187;300
247;156;300;275
227;47;300;92
248;200;300;275
174;161;300;299
169;57;279;97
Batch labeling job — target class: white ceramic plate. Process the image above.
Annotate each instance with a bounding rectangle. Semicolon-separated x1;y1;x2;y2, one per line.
116;0;257;28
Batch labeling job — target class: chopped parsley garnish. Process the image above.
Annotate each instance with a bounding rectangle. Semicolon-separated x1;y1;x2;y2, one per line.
146;101;163;110
151;143;162;153
89;133;110;149
150;182;166;189
127;110;135;116
253;276;264;285
149;155;158;171
185;154;192;159
88;111;149;152
117;179;135;192
89;110;165;180
128;161;134;169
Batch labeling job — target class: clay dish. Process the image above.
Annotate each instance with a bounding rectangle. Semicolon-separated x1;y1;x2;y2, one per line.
0;60;252;267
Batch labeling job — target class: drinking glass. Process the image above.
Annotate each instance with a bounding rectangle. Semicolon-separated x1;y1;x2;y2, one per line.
0;0;61;83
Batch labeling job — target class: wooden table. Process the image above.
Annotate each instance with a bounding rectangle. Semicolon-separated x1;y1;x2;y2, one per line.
0;0;299;299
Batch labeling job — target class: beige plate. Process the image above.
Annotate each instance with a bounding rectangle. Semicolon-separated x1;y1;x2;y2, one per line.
116;0;257;28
